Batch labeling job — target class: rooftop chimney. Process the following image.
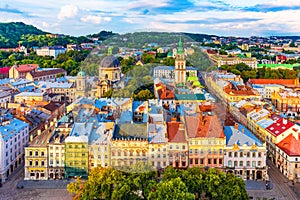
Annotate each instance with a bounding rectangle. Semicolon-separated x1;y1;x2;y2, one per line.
234;123;239;130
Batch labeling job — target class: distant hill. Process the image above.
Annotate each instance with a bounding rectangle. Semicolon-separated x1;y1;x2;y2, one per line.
0;22;47;48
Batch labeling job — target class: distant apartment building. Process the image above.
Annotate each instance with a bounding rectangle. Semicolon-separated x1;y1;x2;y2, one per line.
272;89;300;115
9;64;66;81
36;46;66;58
0;118;29;184
224;123;267;180
210;55;258;68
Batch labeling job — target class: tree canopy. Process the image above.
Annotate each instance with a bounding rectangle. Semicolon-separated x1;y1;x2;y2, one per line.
67;165;249;200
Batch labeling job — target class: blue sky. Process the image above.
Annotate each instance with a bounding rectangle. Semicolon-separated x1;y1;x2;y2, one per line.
0;0;299;36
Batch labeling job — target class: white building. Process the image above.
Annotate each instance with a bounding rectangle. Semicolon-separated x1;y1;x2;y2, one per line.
224;123;267;180
36;46;66;58
0;118;29;184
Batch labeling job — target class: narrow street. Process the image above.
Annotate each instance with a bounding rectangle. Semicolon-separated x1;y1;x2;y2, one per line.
0;163;71;200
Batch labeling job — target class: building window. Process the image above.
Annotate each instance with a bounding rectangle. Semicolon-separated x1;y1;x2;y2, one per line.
214;159;217;165
208;159;211;165
258;152;261;157
239;161;243;167
35;150;38;156
240;152;243;157
247;152;250;157
195;159;199;165
29;160;32;166
229;152;232;157
195;149;198;154
219;159;222;165
41;161;44;166
29;151;32;156
190;159;193;165
234;161;238;167
35;160;38;166
234;152;238;157
252;152;256;157
228;160;232;167
247;161;250;167
252;161;256;167
258;161;261;166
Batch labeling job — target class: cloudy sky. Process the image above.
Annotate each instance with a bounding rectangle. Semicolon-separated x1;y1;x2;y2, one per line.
0;0;299;36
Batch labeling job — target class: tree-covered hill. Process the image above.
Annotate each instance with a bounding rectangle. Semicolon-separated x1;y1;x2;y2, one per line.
0;22;93;48
0;22;47;48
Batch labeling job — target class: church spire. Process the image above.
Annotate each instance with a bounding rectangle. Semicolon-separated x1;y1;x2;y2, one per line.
177;37;184;54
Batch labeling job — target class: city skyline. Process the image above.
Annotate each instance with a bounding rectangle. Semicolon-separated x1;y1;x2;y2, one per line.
0;0;300;36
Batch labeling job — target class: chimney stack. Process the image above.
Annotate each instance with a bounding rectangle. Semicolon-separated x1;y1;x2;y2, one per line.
234;123;239;130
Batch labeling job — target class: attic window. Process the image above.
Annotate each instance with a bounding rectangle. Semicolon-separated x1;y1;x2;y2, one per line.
275;130;279;134
270;127;274;130
277;123;280;126
282;127;285;129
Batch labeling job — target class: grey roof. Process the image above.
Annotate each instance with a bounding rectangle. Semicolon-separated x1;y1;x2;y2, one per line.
113;123;147;140
224;124;263;147
148;124;167;144
100;55;121;68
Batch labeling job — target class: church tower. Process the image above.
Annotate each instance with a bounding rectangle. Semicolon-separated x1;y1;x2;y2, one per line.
76;69;87;98
174;38;186;84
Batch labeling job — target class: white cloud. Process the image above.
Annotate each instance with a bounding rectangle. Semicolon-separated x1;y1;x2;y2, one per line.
127;0;169;9
80;15;111;24
57;5;78;20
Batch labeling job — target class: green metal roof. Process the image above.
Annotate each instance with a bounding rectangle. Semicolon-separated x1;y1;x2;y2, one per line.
77;70;86;77
175;93;206;101
177;37;185;54
257;63;300;69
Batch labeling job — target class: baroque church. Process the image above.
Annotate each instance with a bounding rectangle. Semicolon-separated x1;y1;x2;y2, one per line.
75;47;122;98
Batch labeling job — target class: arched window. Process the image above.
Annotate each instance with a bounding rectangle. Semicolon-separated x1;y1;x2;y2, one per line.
105;74;108;79
228;160;232;167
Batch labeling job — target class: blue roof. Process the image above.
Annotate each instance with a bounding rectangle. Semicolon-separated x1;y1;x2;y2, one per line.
257;118;274;129
154;66;174;70
224;124;263;147
15;92;44;97
11;79;32;87
18;85;35;92
0;118;29;141
0;78;11;85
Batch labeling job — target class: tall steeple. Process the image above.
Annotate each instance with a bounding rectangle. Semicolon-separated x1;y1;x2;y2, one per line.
177;37;184;55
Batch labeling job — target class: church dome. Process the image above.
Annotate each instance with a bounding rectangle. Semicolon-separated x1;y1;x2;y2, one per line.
100;55;121;69
77;70;86;77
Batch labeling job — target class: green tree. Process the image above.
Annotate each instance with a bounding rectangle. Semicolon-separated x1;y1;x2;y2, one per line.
148;177;195;200
133;89;155;101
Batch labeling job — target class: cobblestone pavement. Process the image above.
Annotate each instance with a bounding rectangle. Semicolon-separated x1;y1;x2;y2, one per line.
0;164;72;200
247;159;298;200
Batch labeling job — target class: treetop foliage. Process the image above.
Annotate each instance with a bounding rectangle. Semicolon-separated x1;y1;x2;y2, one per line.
67;164;249;200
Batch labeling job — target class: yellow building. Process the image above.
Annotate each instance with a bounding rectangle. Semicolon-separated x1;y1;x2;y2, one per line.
64;136;89;178
89;122;114;169
110;123;148;167
14;92;45;103
167;119;189;169
272;89;300;113
24;129;53;180
48;123;72;179
184;114;225;169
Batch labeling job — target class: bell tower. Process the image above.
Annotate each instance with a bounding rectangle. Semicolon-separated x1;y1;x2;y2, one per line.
174;38;186;84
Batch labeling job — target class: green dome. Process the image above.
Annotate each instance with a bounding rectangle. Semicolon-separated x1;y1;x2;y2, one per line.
77;70;86;77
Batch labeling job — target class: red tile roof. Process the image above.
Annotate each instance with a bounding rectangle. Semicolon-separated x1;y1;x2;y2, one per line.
167;119;186;143
0;67;11;74
277;133;300;156
185;114;225;138
248;78;297;85
30;68;66;78
266;118;294;137
16;64;38;72
223;83;258;96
